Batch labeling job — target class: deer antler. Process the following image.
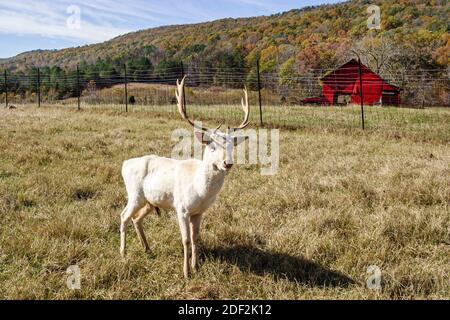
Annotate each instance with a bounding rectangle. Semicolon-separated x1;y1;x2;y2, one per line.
176;76;221;132
176;77;249;133
230;86;250;131
176;76;201;130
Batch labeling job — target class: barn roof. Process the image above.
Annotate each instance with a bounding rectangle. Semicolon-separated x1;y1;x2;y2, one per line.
320;59;401;92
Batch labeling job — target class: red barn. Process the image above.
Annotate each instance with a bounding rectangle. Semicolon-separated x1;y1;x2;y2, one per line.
304;59;401;106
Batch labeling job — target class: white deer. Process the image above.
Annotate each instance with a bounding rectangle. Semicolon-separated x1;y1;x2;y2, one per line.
120;76;249;278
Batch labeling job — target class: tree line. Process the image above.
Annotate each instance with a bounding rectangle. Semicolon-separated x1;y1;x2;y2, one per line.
1;1;448;106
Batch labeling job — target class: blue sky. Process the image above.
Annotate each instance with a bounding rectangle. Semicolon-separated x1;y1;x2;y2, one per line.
0;0;344;58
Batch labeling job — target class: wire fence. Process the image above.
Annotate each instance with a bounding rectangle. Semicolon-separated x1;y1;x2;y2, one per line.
1;61;449;136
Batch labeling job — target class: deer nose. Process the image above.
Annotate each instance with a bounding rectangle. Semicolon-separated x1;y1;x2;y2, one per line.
223;160;233;169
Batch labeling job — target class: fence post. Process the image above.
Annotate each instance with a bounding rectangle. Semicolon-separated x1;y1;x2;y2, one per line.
37;68;41;108
357;57;365;130
4;70;7;108
180;61;185;78
421;72;425;109
76;64;81;110
124;64;128;112
256;59;263;126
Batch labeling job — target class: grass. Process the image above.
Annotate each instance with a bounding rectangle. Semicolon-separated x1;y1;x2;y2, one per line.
14;102;450;143
0;104;449;299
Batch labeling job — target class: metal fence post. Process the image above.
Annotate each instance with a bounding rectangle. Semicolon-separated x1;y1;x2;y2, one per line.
4;70;7;108
180;61;184;78
37;68;41;108
76;64;81;110
421;72;426;109
256;59;263;126
124;64;128;112
357;58;365;130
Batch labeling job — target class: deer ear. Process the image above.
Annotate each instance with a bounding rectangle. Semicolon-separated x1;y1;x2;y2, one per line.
195;131;211;145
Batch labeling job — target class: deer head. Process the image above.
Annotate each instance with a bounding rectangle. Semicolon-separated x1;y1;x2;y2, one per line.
176;76;249;171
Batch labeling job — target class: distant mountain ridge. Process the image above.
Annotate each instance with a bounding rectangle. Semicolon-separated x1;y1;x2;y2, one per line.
0;0;448;75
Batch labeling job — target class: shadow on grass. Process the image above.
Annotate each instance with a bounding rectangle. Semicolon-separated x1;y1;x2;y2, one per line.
202;245;356;288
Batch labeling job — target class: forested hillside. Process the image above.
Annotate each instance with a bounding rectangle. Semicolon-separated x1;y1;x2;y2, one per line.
0;0;448;105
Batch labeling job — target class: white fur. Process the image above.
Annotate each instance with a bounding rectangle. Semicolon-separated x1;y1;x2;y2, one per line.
120;76;249;278
120;132;241;278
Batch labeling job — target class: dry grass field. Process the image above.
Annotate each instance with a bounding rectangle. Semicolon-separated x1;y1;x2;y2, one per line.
0;104;449;299
38;82;293;106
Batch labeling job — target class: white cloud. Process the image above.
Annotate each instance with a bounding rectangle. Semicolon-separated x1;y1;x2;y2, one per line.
0;0;133;43
0;0;220;42
0;0;333;44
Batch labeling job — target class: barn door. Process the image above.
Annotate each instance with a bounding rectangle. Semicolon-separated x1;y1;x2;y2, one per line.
333;93;338;105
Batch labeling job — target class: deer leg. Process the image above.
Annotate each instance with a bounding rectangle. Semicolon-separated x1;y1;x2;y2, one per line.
189;213;202;272
120;202;142;257
132;204;151;253
177;211;191;278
